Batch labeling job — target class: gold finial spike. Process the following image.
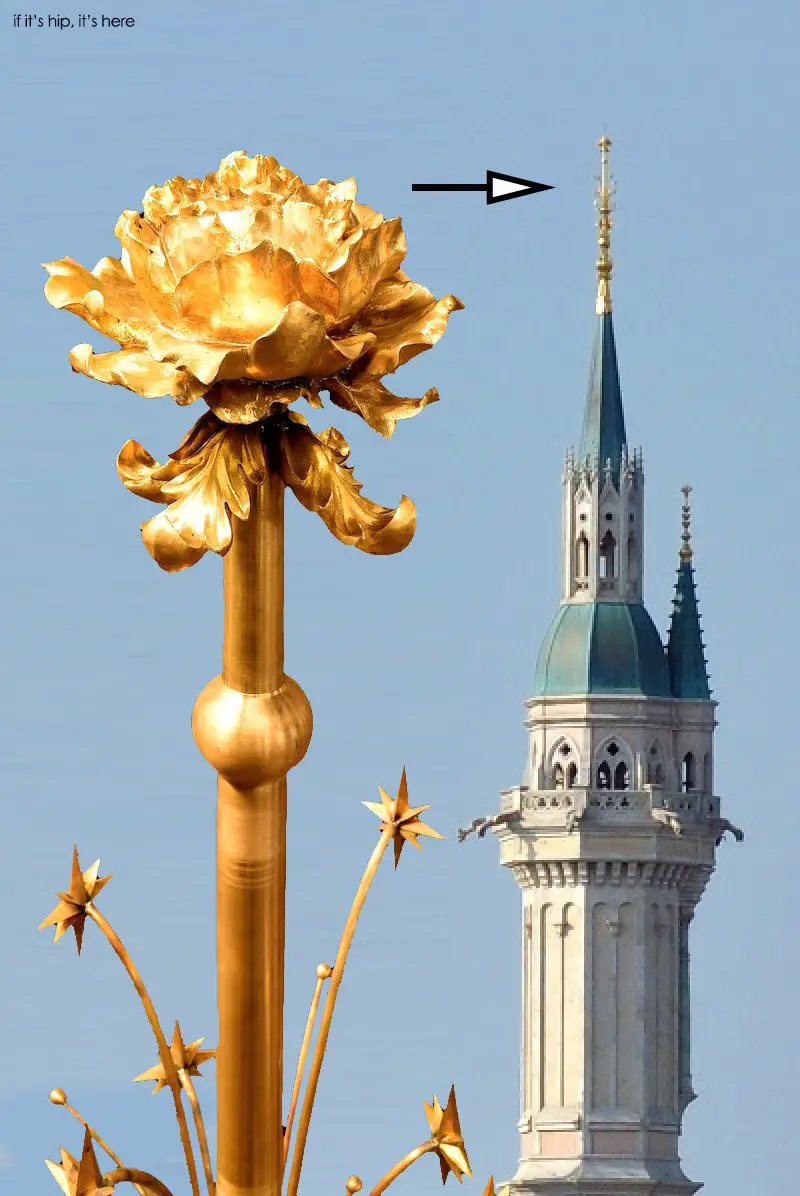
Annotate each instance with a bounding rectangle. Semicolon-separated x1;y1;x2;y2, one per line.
595;135;614;315
680;484;693;561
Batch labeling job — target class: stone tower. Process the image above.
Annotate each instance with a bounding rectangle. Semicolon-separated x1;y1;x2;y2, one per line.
462;138;741;1196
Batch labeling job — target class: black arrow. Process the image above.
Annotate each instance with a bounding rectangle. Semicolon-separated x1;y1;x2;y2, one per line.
412;169;553;205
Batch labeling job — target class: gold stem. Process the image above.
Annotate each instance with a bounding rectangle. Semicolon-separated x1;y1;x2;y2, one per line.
180;1069;216;1196
62;1101;124;1167
223;465;284;693
286;828;393;1196
369;1141;435;1196
103;1167;175;1196
86;905;200;1196
192;469;313;1196
282;968;329;1176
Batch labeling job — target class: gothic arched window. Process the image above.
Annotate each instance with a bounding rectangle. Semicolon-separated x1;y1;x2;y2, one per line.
576;533;589;579
681;752;696;793
595;740;630;790
599;530;617;579
646;741;665;786
627;533;637;578
551;741;578;790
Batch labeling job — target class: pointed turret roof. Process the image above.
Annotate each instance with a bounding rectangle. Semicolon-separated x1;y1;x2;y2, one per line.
667;486;712;700
579;312;627;471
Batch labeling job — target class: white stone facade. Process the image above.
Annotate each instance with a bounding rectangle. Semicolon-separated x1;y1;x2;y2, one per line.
492;692;731;1196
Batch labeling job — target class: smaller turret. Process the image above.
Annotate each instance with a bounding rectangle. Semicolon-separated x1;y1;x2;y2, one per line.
667;486;712;700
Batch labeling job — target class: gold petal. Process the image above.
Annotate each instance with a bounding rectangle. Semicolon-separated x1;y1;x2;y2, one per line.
117;439;184;503
43;256;156;345
45;1149;78;1196
114;210;182;325
147;303;375;386
326;218;407;318
141;511;208;573
69;343;207;404
204;380;318;425
38;899;76;932
325;375;440;438
172;240;340;341
75;1126;105;1194
275;417;416;555
357;284;464;377
123;414;267;571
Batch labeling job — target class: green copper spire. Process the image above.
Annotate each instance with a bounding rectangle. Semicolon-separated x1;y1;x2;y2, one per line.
667;486;712;700
580;313;627;470
579;137;627;475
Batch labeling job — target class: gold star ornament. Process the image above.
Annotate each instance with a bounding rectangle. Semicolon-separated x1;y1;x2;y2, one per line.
424;1086;472;1184
134;1021;216;1094
363;768;443;867
39;847;111;955
45;1127;113;1195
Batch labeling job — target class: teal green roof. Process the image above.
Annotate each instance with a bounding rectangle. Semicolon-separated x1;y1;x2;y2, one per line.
533;601;671;698
579;312;627;475
667;560;712;700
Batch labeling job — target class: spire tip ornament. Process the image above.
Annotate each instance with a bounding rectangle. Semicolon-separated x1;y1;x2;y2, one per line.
680;483;693;561
595;134;614;315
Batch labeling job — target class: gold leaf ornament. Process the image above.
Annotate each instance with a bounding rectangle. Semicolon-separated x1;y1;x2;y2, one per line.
117;412;266;572
275;413;416;555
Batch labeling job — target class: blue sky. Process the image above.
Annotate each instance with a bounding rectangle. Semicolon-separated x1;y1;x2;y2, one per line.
1;1;797;1193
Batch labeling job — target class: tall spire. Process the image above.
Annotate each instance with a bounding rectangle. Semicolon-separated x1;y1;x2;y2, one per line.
667;486;712;700
579;136;626;474
596;134;614;315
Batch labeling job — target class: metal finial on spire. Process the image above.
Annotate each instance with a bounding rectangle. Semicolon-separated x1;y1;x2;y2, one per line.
595;135;614;315
680;484;693;561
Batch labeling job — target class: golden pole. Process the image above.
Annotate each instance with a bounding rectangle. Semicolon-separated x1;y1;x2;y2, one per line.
42;149;464;1196
193;467;313;1196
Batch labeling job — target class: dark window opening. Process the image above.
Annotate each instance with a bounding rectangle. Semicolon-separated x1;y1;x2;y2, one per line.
613;761;629;790
576;534;589;579
599;530;617;579
681;752;696;793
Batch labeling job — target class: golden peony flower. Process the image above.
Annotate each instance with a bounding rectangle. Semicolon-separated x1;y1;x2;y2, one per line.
44;152;462;571
43;151;462;435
